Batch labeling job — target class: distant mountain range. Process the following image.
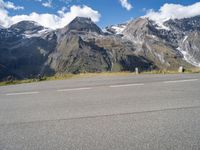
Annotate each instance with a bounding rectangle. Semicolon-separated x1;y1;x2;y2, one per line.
0;16;200;81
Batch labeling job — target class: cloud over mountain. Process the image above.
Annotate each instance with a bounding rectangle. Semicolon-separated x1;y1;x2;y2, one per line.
145;2;200;26
0;2;101;29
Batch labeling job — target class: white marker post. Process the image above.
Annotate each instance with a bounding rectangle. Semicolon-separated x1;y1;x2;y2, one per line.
135;67;139;74
178;66;184;73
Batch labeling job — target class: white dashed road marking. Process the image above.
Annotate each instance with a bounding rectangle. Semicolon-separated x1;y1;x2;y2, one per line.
163;79;198;84
6;91;40;96
109;83;144;88
57;87;92;92
3;78;199;96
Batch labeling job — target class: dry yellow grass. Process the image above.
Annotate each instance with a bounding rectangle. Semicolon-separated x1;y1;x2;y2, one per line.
0;79;36;86
0;72;133;86
0;69;200;86
186;68;200;73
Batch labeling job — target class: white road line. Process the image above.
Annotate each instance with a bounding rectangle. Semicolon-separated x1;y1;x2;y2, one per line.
163;79;198;84
6;91;40;96
57;87;92;92
109;83;144;88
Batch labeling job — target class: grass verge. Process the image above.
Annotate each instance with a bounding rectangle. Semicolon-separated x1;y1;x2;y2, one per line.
0;68;200;86
0;72;133;86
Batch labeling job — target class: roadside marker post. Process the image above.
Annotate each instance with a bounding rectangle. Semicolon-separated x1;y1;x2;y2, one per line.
178;66;184;73
135;67;139;74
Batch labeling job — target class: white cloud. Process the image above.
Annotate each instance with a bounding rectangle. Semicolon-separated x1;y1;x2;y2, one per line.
42;0;52;8
0;4;101;29
119;0;132;11
0;0;24;27
57;6;68;16
55;5;101;28
145;2;200;26
0;0;24;10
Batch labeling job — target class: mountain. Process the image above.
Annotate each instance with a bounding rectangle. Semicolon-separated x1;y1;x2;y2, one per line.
0;25;4;29
105;23;127;34
121;18;190;69
0;16;200;81
164;16;200;32
121;16;200;68
60;17;103;34
164;16;200;67
0;21;57;80
48;17;152;74
10;21;45;33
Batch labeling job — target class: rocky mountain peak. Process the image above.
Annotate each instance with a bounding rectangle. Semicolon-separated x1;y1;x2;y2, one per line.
123;18;155;34
63;17;103;34
10;21;45;33
72;17;93;24
121;18;156;43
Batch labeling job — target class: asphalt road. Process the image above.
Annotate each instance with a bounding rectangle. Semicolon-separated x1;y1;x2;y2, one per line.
0;74;200;150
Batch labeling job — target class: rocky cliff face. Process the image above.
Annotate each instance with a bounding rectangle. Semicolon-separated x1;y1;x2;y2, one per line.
121;16;200;69
164;16;200;67
0;16;200;80
0;21;57;80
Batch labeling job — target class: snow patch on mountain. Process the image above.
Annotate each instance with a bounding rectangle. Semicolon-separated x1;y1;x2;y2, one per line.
111;24;126;34
105;24;127;34
177;36;200;67
155;52;165;64
154;22;170;30
177;47;200;67
23;28;51;38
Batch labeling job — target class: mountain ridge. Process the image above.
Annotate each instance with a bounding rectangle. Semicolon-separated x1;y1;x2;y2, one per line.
0;16;200;81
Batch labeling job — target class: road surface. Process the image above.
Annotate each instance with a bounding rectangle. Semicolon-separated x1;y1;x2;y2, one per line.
0;74;200;150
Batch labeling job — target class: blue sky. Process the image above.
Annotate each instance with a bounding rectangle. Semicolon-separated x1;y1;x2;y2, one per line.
1;0;200;28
